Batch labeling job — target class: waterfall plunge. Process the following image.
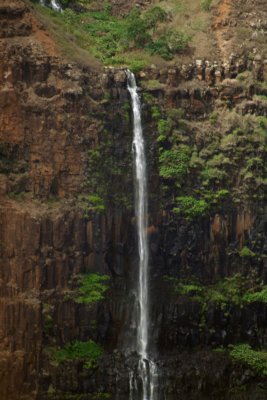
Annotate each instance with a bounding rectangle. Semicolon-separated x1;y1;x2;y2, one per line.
126;70;157;400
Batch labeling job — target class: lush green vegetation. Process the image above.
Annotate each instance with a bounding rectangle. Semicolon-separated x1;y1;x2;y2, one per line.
159;146;190;185
52;340;103;369
173;190;230;219
33;3;190;66
168;274;267;309
146;30;191;60
239;246;256;258
157;119;171;136
154;103;267;217
75;273;110;305
243;287;267;304
173;196;209;220
168;274;246;308
173;189;229;221
78;194;105;216
230;344;267;376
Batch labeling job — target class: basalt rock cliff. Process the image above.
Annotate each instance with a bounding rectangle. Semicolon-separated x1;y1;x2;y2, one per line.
0;1;267;400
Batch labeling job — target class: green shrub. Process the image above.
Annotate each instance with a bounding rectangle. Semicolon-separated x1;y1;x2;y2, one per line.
243;287;267;304
53;340;103;369
168;274;248;309
239;246;256;258
166;108;184;121
203;189;230;204
220;133;238;150
190;151;205;169
201;166;228;184
173;282;203;296
78;194;105;216
147;30;190;60
173;196;209;220
143;6;167;29
206;153;231;168
146;35;172;60
151;105;161;119
257;116;267;129
128;59;147;73
143;93;154;103
209;111;218;125
166;30;191;52
126;9;151;48
159;147;190;183
230;344;267;376
76;273;110;305
157;119;171;136
157;134;167;143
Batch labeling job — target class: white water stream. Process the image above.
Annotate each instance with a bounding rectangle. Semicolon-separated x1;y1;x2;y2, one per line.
126;70;157;399
39;0;62;12
51;0;62;12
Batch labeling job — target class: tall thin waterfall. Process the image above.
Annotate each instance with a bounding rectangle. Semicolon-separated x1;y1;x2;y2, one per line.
126;70;157;399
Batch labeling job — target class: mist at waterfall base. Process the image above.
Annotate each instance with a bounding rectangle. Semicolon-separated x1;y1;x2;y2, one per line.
126;70;158;400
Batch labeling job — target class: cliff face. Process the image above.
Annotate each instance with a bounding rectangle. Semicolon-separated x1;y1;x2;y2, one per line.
0;1;267;400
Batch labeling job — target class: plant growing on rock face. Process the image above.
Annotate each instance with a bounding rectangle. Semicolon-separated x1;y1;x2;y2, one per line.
78;193;105;216
243;287;267;304
201;166;228;186
143;6;167;30
151;105;161;120
75;273;110;305
239;246;256;258
146;30;191;60
173;196;209;220
168;271;267;319
230;344;267;377
159;146;190;184
157;119;171;136
51;340;104;369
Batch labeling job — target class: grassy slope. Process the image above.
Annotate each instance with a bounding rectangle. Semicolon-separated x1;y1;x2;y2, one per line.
27;0;220;68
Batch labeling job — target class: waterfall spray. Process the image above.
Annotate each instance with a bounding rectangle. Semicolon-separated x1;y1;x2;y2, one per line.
126;70;157;399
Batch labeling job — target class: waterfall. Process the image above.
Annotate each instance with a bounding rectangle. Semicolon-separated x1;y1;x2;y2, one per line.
51;0;62;12
39;0;62;12
126;70;157;399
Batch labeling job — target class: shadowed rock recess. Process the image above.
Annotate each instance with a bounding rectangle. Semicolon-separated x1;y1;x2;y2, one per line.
0;0;267;399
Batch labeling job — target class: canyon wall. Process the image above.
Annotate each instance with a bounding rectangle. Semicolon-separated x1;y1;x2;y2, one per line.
0;1;267;399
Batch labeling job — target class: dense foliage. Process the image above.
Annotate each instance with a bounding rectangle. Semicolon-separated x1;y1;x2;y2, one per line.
149;94;267;217
52;340;104;369
33;2;191;66
230;344;267;376
75;273;110;305
168;273;267;309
